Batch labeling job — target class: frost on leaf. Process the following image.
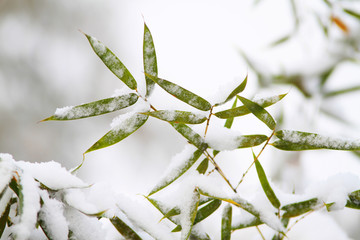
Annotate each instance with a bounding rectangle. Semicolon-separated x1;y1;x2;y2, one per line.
143;23;158;97
143;110;207;124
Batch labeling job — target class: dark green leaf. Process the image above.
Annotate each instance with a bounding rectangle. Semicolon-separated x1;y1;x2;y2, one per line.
146;74;212;111
171;123;208;151
110;216;142;240
143;23;158;97
254;151;281;208
85;114;148;153
215;94;286;119
343;9;360;20
42;94;139;121
194;199;222;225
84;34;137;90
281;198;319;218
272;130;360;151
218;75;247;105
237;96;276;130
148;149;203;196
143;110;207;124
0;201;11;237
221;204;232;240
196;158;209;174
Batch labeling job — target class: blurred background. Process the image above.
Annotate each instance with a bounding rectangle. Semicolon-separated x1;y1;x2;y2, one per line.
1;0;360;238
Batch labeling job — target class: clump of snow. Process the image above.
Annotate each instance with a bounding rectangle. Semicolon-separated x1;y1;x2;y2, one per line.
16;161;87;190
111;87;135;97
205;125;243;150
54;106;74;117
207;76;247;105
0;153;15;194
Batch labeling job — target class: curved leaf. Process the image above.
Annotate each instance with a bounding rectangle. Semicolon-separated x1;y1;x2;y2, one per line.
110;216;143;240
237;96;276;130
143;110;207;124
171;123;208;151
148;149;203;196
215;94;286;119
146;74;212;111
85;113;148;153
272;130;360;151
42;93;139;121
221;204;232;240
253;151;281;209
216;75;247;106
84;33;137;90
143;23;158;97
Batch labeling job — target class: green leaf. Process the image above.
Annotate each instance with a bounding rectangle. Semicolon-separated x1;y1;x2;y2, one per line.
171;123;208;151
142;110;207;124
234;135;268;149
346;190;360;209
253;151;281;209
281;198;319;218
343;8;360;20
272;130;360;151
0;201;11;237
217;75;247;105
324;85;360;98
215;94;286;119
224;98;238;129
146;74;212;111
85;113;148;153
42;94;139;121
196;158;209;174
84;33;137;90
160;207;181;222
269;34;292;47
194;199;222;225
110;216;143;240
237;96;276;130
231;217;263;230
181;190;200;240
143;23;158;97
221;204;232;240
148;149;203;196
145;197;179;224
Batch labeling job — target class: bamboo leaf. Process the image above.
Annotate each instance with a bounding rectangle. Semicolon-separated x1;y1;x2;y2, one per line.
346;190;360;209
171;123;208;151
146;74;212;111
110;216;143;240
0;201;11;237
160;207;181;222
234;135;268;149
145;197;179;224
85;114;148;153
231;217;263;230
181;190;200;240
143;23;158;97
196;158;209;174
194;199;222;225
272;130;360;151
224;98;238;129
343;9;360;20
84;33;137;90
148;149;203;196
253;151;281;209
237;96;276;130
215;94;286;119
42;94;139;121
221;204;232;240
217;75;247;105
281;198;319;218
142;110;207;124
324;85;360;98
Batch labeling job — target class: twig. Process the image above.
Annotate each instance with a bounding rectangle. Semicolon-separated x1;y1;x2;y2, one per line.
256;226;266;240
204;106;214;138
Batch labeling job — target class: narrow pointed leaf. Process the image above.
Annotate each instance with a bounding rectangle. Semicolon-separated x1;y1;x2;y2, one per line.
215;94;286;119
110;216;143;240
146;74;212;111
231;217;263;230
160;207;181;222
235;135;268;149
171;123;208;151
272;130;360;151
145;197;179;224
218;75;247;105
281;198;319;218
181;190;200;240
142;110;207;124
343;9;360;20
221;204;232;240
237;96;276;130
253;151;281;208
42;94;139;121
324;85;360;98
224;98;238;129
143;23;158;97
85;114;148;153
148;149;203;196
196;158;209;174
0;201;11;237
194;199;222;225
85;34;137;90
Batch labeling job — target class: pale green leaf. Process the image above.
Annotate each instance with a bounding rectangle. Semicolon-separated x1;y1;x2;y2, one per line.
42;94;138;121
171;123;208;151
237;96;276;130
215;94;286;119
110;216;143;240
85;33;137;90
142;110;207;124
221;204;232;240
146;74;212;111
85;114;148;153
143;23;157;97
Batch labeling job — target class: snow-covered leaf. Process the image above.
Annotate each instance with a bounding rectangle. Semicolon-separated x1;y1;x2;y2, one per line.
146;74;212;111
272;130;360;151
180;189;200;240
148;148;203;196
347;190;360;209
42;93;138;121
237;96;276;130
142;110;207;124
84;33;137;90
281;198;319;218
254;151;281;209
231;216;262;230
143;23;158;97
214;94;286;119
207;133;268;151
85;113;148;153
171;123;208;151
145;197;179;225
161;207;181;222
0;201;11;237
110;216;143;240
221;204;232;240
217;75;247;106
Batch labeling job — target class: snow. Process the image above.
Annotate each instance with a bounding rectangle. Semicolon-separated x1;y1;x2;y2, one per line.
0;153;15;196
205;125;244;150
54;106;74;117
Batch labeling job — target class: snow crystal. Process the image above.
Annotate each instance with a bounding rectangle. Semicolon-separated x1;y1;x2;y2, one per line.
54;106;74;117
11;172;41;240
16;161;87;190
